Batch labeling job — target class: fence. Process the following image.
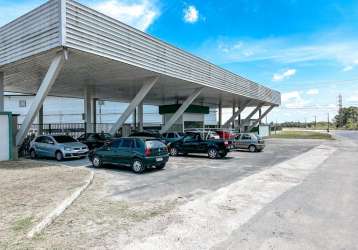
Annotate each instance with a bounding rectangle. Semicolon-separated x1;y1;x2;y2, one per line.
18;122;164;138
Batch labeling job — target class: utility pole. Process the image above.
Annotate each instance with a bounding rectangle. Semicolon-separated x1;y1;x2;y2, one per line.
338;94;343;127
314;115;317;129
327;113;330;133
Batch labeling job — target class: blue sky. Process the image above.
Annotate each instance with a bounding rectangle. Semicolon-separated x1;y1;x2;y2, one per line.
1;0;358;122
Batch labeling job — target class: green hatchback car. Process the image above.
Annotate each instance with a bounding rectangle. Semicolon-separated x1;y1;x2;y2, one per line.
88;137;169;174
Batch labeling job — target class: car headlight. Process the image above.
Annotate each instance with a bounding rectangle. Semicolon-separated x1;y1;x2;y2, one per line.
64;147;72;151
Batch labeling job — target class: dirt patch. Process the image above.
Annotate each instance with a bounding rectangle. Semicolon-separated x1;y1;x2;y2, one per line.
18;172;178;249
0;160;90;249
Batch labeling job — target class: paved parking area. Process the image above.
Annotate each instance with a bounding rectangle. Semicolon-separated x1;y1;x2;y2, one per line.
38;139;322;202
11;134;358;249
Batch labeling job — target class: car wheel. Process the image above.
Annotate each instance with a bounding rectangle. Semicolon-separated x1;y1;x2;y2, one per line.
249;145;256;153
208;148;218;159
55;151;64;161
156;163;166;170
92;156;103;168
30;149;36;159
132;158;146;174
220;152;227;158
169;147;178;156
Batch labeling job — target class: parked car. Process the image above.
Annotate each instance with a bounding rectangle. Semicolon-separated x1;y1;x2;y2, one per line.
185;129;220;140
129;130;168;145
88;137;169;173
161;132;185;144
215;130;236;140
234;133;265;152
167;132;230;159
77;132;112;150
29;135;89;161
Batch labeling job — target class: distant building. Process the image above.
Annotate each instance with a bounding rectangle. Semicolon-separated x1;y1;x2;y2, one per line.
4;94;217;126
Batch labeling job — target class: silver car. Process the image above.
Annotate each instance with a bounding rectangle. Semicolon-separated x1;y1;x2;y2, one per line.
29;135;89;161
234;133;265;152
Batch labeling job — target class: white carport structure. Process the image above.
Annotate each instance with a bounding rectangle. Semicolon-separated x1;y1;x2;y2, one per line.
0;0;281;146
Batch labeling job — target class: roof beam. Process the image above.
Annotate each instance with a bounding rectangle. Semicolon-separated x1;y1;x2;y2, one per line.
109;77;158;135
16;50;66;146
160;88;203;134
247;106;275;132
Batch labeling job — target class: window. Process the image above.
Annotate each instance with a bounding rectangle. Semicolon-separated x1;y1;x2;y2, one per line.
184;134;197;142
111;139;122;148
35;136;45;143
121;138;133;148
167;133;175;139
53;136;77;143
43;137;54;144
242;134;251;140
19;100;26;107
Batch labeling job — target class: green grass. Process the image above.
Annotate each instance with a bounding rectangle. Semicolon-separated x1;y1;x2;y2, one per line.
12;216;34;232
270;131;334;140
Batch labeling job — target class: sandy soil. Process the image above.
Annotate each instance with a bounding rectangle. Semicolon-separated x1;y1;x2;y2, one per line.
0;160;90;249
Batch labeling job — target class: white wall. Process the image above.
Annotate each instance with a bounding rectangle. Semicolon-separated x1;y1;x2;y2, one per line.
0;114;10;161
4;95;218;126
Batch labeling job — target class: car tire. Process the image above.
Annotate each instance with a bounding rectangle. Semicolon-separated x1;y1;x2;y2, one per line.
220;152;227;158
55;151;64;161
92;156;103;168
132;158;146;174
156;163;166;170
169;147;179;156
30;149;37;159
208;148;218;159
249;145;257;153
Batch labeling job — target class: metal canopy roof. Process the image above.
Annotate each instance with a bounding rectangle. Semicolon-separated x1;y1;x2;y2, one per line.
0;0;281;108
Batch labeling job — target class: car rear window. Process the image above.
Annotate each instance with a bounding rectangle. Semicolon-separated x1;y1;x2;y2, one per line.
145;140;165;148
53;136;77;143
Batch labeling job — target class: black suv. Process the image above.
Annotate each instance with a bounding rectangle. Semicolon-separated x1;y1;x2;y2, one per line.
167;132;230;159
77;133;113;150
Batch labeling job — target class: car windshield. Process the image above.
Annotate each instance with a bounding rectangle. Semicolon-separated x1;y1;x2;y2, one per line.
53;135;77;143
99;133;112;140
178;132;185;136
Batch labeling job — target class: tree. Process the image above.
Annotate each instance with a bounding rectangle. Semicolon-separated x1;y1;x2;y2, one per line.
335;106;358;129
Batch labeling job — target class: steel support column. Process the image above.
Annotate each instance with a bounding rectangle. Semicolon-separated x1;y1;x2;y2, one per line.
247;106;275;132
38;105;44;135
223;100;250;128
218;103;222;128
242;104;263;129
110;77;158;135
0;72;4;112
16;51;66;146
138;101;144;132
160;88;203;134
84;86;96;133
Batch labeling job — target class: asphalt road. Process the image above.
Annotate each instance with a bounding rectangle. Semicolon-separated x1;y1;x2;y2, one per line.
212;131;358;250
84;139;322;201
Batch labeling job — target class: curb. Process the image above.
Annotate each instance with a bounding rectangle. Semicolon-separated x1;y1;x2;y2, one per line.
27;170;94;238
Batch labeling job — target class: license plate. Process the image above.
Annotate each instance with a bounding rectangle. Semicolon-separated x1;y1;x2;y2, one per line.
156;157;163;162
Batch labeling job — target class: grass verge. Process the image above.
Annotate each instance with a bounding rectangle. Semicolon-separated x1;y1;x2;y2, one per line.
270;131;334;140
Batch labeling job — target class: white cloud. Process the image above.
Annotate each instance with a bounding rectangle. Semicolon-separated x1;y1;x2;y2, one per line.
183;5;199;23
281;91;310;108
306;88;319;95
91;0;159;31
272;69;296;81
342;59;358;72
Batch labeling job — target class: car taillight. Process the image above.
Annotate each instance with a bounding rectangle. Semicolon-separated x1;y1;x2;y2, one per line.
224;141;229;147
145;147;151;156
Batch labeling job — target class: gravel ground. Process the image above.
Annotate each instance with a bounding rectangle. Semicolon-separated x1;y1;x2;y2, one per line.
0;160;90;249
